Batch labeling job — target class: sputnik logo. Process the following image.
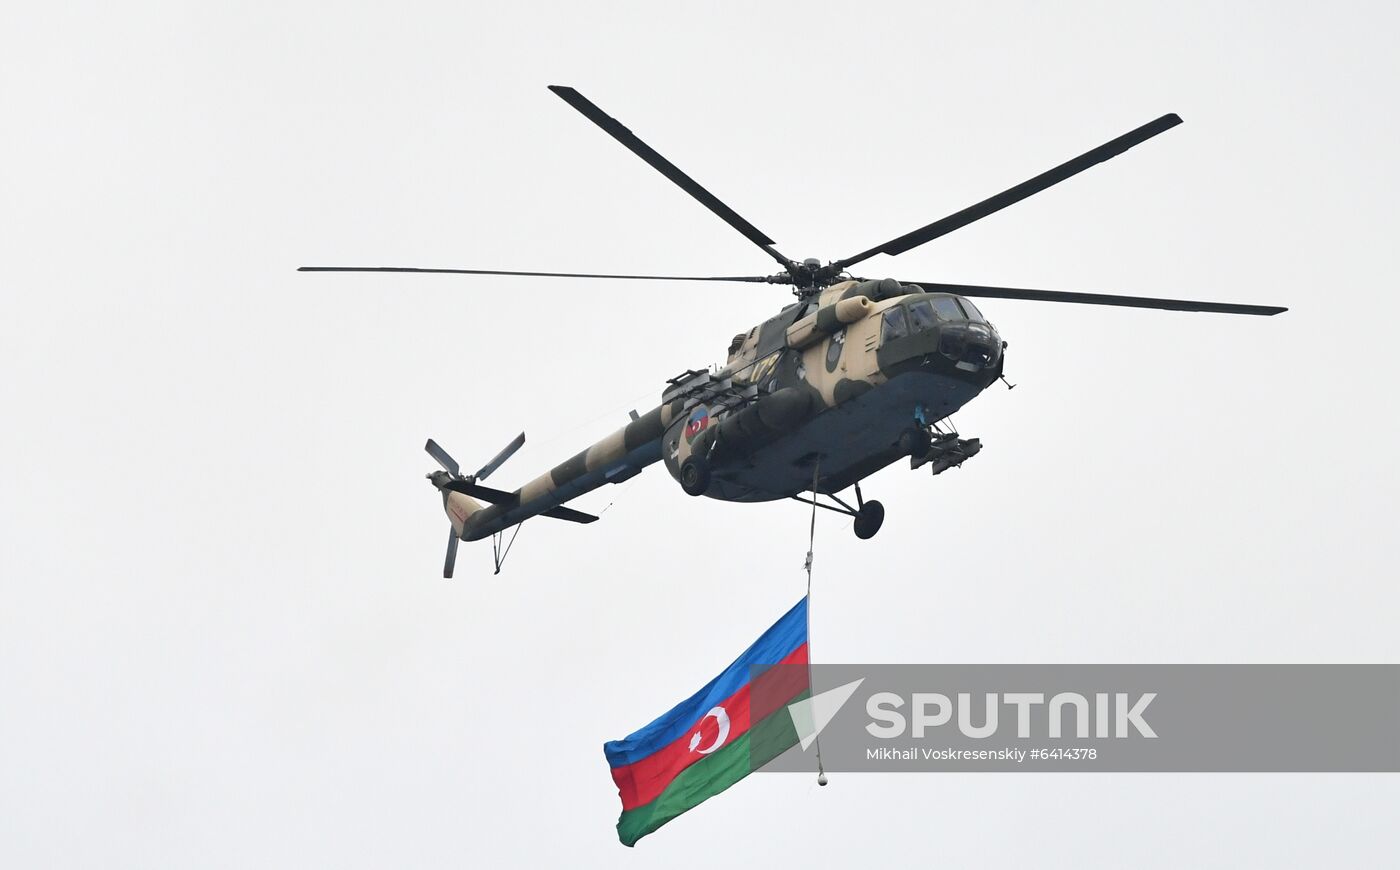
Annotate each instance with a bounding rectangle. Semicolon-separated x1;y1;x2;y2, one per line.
788;678;866;750
688;706;730;754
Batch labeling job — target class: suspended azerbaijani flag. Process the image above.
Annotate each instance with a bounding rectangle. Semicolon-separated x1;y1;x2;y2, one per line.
604;597;810;846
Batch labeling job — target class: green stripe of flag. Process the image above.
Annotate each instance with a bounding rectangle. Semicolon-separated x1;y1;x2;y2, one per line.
616;689;808;846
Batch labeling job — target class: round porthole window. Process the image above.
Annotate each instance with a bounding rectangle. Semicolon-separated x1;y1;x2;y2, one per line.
825;331;844;372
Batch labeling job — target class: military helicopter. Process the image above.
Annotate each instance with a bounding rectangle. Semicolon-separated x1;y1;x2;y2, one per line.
302;86;1285;576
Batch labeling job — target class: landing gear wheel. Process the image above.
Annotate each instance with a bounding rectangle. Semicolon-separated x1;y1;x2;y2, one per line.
680;458;712;496
853;500;885;540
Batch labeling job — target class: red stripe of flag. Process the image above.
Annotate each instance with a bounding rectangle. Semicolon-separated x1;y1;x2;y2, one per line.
609;642;808;811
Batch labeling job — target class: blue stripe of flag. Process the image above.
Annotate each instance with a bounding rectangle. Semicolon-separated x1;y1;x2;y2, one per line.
603;596;808;768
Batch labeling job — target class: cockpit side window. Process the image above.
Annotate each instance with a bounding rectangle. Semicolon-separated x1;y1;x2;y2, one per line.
881;306;910;343
959;299;987;322
908;300;938;332
930;296;964;320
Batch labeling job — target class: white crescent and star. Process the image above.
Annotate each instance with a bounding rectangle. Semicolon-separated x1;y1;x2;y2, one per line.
688;705;730;755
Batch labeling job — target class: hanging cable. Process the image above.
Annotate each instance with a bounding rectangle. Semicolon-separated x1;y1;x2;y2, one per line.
597;473;644;516
805;460;827;786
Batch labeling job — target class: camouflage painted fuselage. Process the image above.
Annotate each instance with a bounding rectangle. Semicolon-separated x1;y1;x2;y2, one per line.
448;279;1003;540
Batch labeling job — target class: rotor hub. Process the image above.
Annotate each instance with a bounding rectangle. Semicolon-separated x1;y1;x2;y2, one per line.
773;257;850;298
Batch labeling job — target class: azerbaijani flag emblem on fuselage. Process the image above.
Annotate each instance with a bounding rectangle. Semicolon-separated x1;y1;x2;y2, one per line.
683;406;709;444
603;597;810;846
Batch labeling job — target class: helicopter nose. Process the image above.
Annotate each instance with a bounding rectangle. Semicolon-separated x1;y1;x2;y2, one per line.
937;321;1003;370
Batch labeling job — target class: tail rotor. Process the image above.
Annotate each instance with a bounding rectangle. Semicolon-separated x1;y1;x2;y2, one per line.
425;438;461;478
424;434;526;578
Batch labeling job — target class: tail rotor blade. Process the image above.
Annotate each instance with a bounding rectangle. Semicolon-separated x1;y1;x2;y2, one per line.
474;432;525;482
425;438;460;477
443;528;459;579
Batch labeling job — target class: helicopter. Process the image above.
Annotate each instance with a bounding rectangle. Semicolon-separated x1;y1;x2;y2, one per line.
301;86;1285;576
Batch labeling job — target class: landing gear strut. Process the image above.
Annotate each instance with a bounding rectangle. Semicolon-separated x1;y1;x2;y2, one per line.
791;480;885;540
851;480;884;540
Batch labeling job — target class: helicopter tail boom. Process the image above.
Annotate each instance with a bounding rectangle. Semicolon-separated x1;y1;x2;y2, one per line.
422;401;685;575
457;404;679;542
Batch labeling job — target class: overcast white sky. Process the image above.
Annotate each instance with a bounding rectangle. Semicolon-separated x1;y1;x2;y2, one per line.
3;1;1398;867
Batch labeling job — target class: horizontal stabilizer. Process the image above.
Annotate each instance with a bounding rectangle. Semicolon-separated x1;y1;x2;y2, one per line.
540;505;599;524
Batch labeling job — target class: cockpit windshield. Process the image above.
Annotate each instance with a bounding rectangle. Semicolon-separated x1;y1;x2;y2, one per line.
908;300;938;332
930;296;964;320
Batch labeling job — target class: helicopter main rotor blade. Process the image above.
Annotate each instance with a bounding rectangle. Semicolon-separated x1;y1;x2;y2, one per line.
835;114;1184;272
298;266;775;283
547;85;792;270
902;280;1286;316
